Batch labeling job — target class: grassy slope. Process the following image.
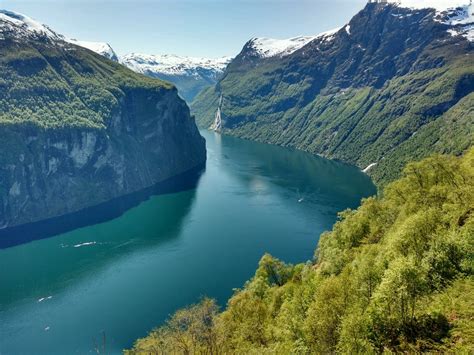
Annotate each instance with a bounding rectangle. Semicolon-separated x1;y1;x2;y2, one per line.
127;148;474;354
0;39;174;129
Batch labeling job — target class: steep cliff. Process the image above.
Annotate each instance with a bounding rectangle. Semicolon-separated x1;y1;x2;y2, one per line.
192;2;474;186
0;10;206;229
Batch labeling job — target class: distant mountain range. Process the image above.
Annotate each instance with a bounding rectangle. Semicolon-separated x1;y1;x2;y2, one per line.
48;24;343;104
63;33;336;104
58;41;232;103
0;12;231;103
120;53;231;102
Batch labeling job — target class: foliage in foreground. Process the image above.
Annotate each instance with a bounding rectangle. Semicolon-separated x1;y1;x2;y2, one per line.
126;148;474;354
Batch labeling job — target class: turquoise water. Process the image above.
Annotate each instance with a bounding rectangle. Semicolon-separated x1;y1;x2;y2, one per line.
0;130;375;354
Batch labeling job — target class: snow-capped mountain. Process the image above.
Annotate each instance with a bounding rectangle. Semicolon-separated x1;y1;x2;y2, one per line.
0;9;120;60
244;0;474;63
121;53;231;77
0;9;62;41
66;39;118;61
120;53;232;102
387;0;474;41
245;35;320;58
238;0;473;62
245;31;340;59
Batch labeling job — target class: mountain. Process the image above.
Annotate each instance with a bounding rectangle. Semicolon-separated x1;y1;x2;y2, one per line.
120;53;231;102
0;10;206;230
65;42;232;103
192;0;474;187
243;34;324;59
66;38;119;61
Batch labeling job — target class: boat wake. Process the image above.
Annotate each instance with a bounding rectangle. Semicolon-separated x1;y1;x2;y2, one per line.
73;241;97;248
38;296;53;303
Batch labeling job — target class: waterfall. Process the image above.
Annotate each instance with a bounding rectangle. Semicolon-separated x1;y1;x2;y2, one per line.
210;95;223;132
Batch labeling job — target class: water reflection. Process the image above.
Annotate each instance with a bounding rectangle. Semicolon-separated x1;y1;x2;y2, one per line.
0;130;375;354
0;164;205;249
0;172;202;309
211;131;375;209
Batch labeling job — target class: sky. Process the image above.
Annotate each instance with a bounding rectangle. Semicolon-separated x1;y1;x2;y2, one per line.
0;0;367;58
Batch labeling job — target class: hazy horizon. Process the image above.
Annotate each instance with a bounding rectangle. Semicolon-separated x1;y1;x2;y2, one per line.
0;0;366;57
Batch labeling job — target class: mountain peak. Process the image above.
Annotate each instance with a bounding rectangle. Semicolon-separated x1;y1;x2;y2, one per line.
66;39;119;61
120;53;232;76
386;0;472;11
0;9;63;41
120;53;233;102
0;9;122;59
382;1;474;41
244;29;341;59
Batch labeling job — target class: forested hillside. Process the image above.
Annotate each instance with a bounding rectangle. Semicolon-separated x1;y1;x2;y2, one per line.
192;2;474;187
127;148;474;354
0;10;205;230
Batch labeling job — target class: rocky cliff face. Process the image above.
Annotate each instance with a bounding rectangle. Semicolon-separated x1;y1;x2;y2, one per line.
192;2;473;186
0;91;205;228
0;11;206;230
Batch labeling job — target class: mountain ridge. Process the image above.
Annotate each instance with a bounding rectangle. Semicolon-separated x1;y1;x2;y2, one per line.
120;53;231;102
66;38;119;61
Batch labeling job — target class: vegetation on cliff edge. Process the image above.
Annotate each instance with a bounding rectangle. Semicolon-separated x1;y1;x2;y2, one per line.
127;148;474;354
0;40;175;129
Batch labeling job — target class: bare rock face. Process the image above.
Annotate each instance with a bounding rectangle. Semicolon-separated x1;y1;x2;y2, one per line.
0;89;206;229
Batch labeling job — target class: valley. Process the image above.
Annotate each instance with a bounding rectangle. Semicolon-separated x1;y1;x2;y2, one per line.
0;0;472;354
0;130;374;353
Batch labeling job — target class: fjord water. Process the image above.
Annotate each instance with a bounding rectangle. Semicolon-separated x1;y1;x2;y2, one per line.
0;130;375;354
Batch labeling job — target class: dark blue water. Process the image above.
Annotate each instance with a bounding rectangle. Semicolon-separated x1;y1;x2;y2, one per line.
0;130;375;354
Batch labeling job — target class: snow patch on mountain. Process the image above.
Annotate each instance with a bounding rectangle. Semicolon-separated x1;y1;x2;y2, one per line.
436;2;474;41
0;9;63;40
247;36;317;58
120;53;231;77
247;30;336;58
66;39;118;61
386;1;474;41
388;0;471;11
0;9;123;53
439;2;474;41
247;28;341;59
